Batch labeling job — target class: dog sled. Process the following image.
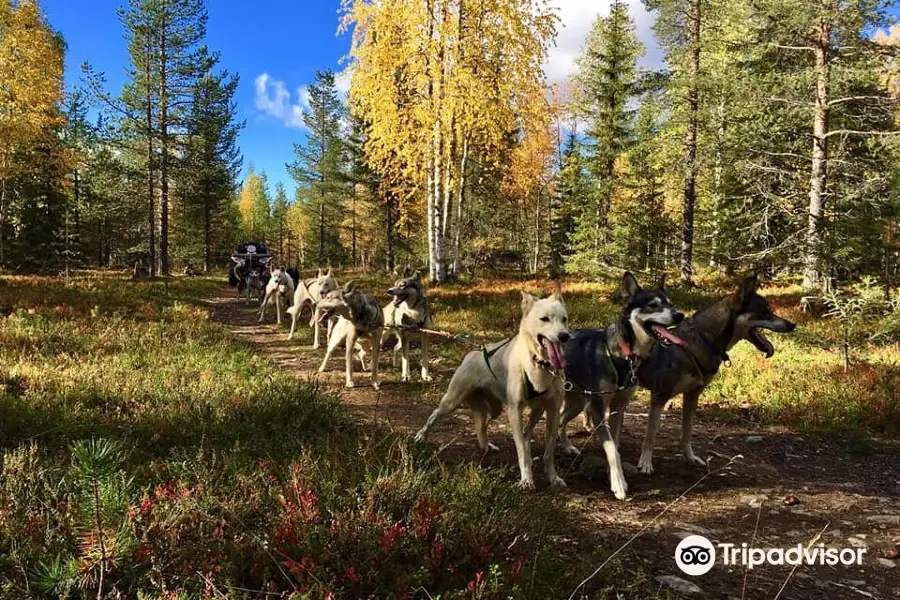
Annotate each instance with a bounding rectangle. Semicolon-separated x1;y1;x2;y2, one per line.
228;241;271;285
229;241;273;303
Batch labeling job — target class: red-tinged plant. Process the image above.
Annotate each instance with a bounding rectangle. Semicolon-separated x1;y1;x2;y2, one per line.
379;521;407;554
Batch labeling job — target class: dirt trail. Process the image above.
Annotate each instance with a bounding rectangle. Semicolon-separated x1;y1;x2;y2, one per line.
205;289;900;599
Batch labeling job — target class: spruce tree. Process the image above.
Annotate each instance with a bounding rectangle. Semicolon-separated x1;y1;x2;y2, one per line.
287;69;347;267
567;1;643;276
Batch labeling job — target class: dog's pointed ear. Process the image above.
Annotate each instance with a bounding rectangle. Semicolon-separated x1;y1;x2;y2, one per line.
621;271;641;301
550;281;564;303
653;273;666;290
317;268;323;277
731;275;759;309
520;291;536;316
327;268;334;277
402;266;411;278
343;280;356;294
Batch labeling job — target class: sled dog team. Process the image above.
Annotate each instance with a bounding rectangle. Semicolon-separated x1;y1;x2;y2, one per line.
254;264;796;498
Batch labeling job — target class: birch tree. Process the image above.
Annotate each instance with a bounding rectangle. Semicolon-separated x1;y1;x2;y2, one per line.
0;0;65;267
341;0;556;282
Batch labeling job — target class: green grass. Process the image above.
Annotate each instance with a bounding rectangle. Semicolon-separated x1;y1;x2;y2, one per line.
0;271;613;600
1;269;896;599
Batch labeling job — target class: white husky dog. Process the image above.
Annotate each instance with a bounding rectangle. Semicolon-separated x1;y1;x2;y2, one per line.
286;268;339;348
258;265;295;325
415;287;571;490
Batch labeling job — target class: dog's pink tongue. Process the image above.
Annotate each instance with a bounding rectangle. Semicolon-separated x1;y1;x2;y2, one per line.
652;325;688;347
542;338;567;370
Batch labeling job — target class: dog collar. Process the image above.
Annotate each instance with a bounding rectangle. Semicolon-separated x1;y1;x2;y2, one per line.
617;336;642;362
532;354;554;370
693;324;731;365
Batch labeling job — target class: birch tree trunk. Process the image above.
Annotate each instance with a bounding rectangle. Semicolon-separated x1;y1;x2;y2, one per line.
432;124;447;282
680;0;701;285
427;0;449;283
0;173;6;268
803;19;830;289
452;137;468;276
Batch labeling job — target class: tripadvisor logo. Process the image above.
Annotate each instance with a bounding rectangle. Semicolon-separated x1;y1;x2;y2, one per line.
675;535;716;576
675;534;868;576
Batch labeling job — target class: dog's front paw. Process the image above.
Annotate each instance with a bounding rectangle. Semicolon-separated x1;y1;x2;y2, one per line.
401;374;410;382
345;380;355;389
637;452;654;475
312;343;321;350
548;475;567;490
517;478;536;491
561;443;581;457
610;476;628;500
683;447;706;468
317;366;327;374
422;373;433;383
372;380;380;391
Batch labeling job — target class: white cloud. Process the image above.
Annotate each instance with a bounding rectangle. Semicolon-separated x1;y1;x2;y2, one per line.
254;72;307;129
254;69;355;130
544;0;663;85
335;68;353;97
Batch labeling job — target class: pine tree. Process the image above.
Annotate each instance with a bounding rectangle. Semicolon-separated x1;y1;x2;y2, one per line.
567;1;643;275
271;182;289;259
287;69;347;267
106;0;212;275
181;68;243;271
551;132;588;279
608;95;675;272
710;0;899;285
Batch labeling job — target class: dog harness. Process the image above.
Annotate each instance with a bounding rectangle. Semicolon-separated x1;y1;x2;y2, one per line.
480;338;554;399
482;337;513;381
683;321;732;379
525;372;548;399
562;331;639;397
353;299;384;335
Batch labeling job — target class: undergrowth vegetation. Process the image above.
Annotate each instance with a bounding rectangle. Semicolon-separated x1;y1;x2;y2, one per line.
0;272;605;599
1;269;897;598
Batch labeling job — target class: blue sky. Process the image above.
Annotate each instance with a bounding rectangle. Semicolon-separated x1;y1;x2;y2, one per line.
42;1;662;194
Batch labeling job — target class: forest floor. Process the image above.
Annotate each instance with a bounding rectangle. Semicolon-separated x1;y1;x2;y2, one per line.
206;280;900;600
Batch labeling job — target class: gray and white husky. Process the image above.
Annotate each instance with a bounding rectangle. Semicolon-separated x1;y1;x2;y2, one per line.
317;281;385;390
381;269;434;382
